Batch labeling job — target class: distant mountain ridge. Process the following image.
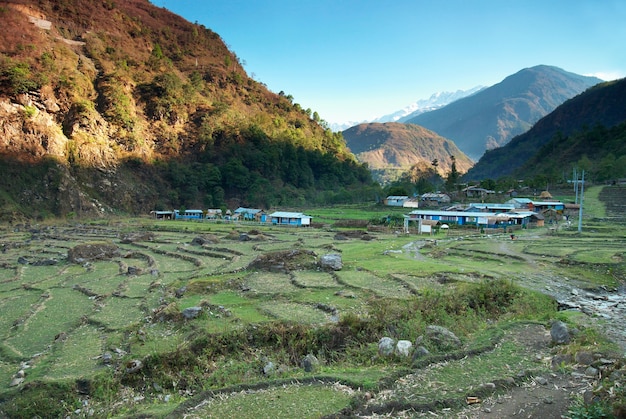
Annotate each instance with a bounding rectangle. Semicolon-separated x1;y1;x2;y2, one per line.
375;86;485;123
329;86;484;132
342;122;474;183
406;65;602;160
465;77;626;180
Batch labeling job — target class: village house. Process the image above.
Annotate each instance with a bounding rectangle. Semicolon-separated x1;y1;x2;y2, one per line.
150;210;175;220
404;207;540;231
420;193;451;206
384;196;409;206
205;209;223;219
463;186;496;199
174;209;204;219
234;207;267;222
268;211;312;226
402;197;420;208
466;203;516;212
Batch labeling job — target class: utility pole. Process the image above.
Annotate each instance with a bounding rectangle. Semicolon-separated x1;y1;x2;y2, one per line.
574;168;579;204
578;170;585;233
568;168;580;204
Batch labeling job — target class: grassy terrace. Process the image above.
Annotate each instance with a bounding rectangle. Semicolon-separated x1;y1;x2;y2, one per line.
0;186;624;417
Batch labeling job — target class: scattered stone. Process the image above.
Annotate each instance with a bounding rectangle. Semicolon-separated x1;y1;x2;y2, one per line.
125;359;143;374
175;286;187;298
301;354;320;372
412;346;430;362
575;351;594;365
120;232;155;244
102;352;113;365
395;340;413;357
550;320;571;344
378;337;396;356
248;249;318;273
127;266;141;275
320;253;343;271
535;376;548;385
33;258;58;266
263;361;275;375
584;366;599;377
551;353;573;370
67;243;120;263
239;233;250;241
425;325;462;350
9;377;24;387
182;306;203;320
17;256;29;265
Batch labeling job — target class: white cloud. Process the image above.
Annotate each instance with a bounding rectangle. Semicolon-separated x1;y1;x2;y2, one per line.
585;71;625;81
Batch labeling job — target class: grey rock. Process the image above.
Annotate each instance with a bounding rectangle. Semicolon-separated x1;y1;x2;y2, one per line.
182;306;203;320
301;354;320;372
378;337;395;356
263;361;275;375
412;346;430;362
584;366;599;377
175;286;187;298
550;320;571;344
127;266;141;275
575;351;594;365
395;340;413;357
125;359;143;374
320;254;343;271
551;353;573;369
9;377;24;387
102;352;113;365
425;325;461;350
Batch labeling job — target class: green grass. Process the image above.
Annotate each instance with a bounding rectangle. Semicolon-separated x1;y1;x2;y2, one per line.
88;296;144;330
4;287;94;359
208;291;272;324
187;383;356;418
335;269;414;298
258;301;330;323
582;186;607;218
41;324;103;380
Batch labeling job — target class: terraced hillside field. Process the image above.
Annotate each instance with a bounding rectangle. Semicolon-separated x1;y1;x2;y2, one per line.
0;190;625;418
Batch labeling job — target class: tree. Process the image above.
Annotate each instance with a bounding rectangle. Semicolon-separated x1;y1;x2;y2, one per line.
445;155;460;192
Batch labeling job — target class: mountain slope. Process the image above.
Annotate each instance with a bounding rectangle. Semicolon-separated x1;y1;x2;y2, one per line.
342;122;473;182
464;78;626;181
0;0;376;219
406;65;602;160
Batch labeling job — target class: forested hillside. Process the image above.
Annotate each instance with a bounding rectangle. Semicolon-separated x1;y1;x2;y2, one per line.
465;78;626;182
0;0;378;220
343;122;473;183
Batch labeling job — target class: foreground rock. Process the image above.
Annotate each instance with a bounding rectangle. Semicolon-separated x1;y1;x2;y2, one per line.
67;242;120;263
320;253;343;271
424;325;462;350
247;249;317;273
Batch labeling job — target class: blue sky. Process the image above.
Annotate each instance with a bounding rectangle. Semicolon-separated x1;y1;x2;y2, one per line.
152;0;626;125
